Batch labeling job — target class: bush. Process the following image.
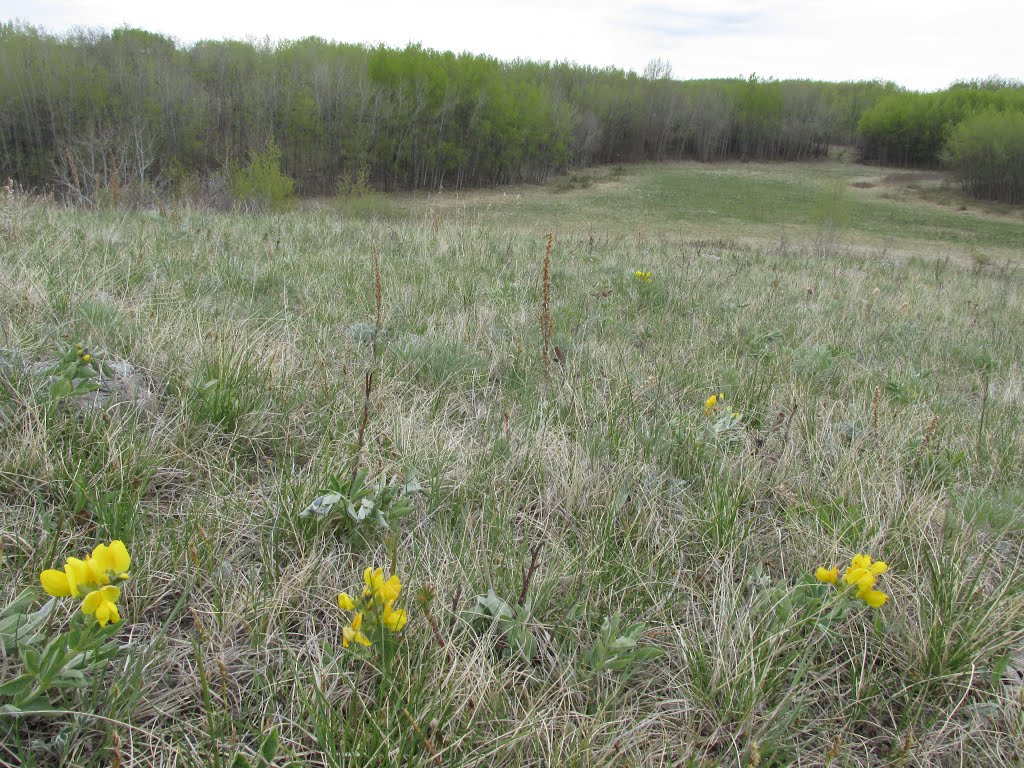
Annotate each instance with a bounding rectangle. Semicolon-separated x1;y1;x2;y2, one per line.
230;144;296;212
942;109;1024;203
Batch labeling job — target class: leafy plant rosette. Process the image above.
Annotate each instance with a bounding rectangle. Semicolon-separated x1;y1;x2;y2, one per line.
43;342;112;403
585;612;664;678
703;392;744;438
0;540;131;714
463;589;538;662
300;467;422;539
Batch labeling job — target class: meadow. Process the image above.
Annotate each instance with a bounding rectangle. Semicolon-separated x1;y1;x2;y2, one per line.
1;160;1024;767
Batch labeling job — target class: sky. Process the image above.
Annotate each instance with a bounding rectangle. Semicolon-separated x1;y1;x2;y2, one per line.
6;0;1023;92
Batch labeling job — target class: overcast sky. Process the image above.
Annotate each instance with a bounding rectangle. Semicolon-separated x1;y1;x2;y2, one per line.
6;0;1022;91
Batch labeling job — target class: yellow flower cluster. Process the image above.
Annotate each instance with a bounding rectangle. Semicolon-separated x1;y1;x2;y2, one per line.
634;270;652;283
40;540;131;627
337;567;409;648
816;553;889;608
704;392;725;416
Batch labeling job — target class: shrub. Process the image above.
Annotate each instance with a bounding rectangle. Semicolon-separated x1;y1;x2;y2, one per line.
230;143;296;212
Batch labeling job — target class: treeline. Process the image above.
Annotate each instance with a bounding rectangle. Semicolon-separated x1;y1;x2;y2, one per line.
858;80;1024;202
858;81;1024;166
0;23;898;198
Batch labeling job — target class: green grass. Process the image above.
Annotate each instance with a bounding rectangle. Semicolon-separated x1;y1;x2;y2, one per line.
1;161;1023;766
422;160;1024;256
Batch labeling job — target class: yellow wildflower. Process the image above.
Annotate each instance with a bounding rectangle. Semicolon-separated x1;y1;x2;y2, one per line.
382;600;408;632
704;392;725;416
859;589;888;608
41;541;131;598
342;612;372;648
81;585;121;627
41;556;96;598
841;553;890;609
87;540;131;585
363;567;402;605
337;592;355;611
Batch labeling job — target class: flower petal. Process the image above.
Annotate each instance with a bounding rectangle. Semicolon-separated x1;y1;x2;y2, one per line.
815;566;839;584
338;592;355;611
843;566;870;585
860;589;888;608
65;557;94;596
40;569;72;597
383;607;408;632
108;540;131;574
850;554;872;571
81;589;101;614
870;561;888;576
352;630;372;647
381;575;401;602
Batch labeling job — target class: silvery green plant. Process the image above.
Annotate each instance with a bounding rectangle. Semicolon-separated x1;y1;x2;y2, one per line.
585;612;663;677
463;589;538;662
300;467;422;537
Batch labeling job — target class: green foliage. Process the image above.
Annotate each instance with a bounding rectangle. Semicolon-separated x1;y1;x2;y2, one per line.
463;589;537;662
0;26;900;196
230;144;296;211
43;342;109;403
584;613;663;677
229;729;280;768
942;109;1024;203
884;366;934;404
0;590;124;714
859;85;1024;167
299;467;421;538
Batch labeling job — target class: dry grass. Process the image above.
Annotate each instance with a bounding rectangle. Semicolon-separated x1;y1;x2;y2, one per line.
1;168;1023;766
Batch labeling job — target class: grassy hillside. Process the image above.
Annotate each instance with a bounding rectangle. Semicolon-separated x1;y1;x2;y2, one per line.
1;164;1023;766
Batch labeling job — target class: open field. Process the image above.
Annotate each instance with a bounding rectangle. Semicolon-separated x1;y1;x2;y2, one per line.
2;161;1024;766
400;159;1024;261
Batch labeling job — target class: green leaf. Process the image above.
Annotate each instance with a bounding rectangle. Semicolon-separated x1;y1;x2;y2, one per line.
39;634;72;681
21;647;41;675
258;728;280;764
0;588;41;619
990;653;1012;688
70;381;100;396
299;492;344;519
49;377;74;399
402;466;424;494
0;674;34;697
